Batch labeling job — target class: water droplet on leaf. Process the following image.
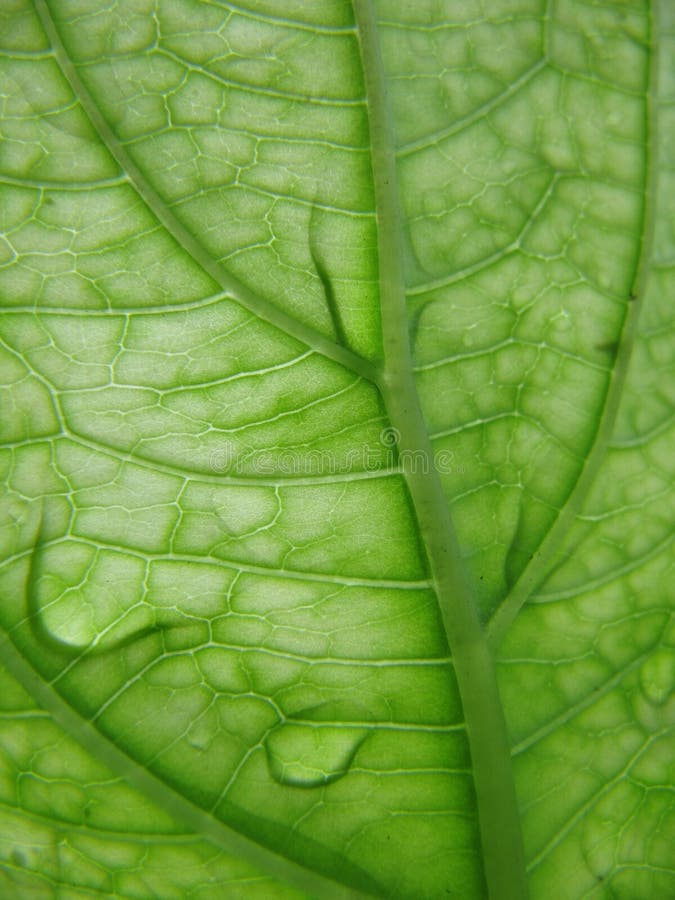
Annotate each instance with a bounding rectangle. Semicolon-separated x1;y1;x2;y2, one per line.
639;648;675;706
264;722;368;788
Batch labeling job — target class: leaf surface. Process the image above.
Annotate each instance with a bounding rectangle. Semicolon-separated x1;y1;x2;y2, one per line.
0;1;673;898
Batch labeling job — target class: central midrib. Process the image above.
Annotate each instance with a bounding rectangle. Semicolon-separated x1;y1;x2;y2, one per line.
352;3;529;899
34;0;528;895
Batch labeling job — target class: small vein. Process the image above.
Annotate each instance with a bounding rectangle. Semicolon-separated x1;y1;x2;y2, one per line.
201;0;357;36
530;531;674;603
509;649;652;757
11;535;432;591
396;59;547;159
526;730;668;873
157;45;365;108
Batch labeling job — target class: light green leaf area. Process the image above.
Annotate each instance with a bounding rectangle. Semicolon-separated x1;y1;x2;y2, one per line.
0;1;672;899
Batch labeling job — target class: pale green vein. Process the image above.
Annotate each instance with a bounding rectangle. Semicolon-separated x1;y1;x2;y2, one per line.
170;377;364;434
407;172;556;298
488;2;660;647
10;534;432;590
529;532;675;604
396;59;547;158
352;3;528;899
378;15;538;35
203;0;357;37
199;645;452;668
526;731;668;873
415;338;612;376
0;173;129;190
0;801;209;843
0;290;237;317
509;649;653;757
280;719;465;735
34;0;378;386
63;430;401;487
232;181;375;218
551;63;647;99
611;413;675;447
157;45;365;107
126;124;372;157
157;350;315;391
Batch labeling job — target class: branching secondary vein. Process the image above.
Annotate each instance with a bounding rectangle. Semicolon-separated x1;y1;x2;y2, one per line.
487;2;658;648
34;0;379;387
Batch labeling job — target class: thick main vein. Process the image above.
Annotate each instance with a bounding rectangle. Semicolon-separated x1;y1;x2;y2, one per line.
34;0;378;387
351;3;528;900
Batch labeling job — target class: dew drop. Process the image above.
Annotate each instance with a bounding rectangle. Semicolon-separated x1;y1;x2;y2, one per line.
639;648;675;707
462;329;478;348
264;722;368;789
186;718;216;751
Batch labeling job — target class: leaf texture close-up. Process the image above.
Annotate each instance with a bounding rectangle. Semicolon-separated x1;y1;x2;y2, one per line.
0;1;673;898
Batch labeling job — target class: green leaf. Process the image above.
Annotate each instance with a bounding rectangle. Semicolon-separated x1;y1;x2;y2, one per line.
0;1;673;898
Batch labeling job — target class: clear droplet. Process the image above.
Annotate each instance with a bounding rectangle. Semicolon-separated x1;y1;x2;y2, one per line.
264;722;368;788
186;716;216;751
639;648;675;707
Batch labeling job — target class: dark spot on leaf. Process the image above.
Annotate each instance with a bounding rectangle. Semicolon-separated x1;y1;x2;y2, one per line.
596;340;619;355
11;848;27;867
309;221;348;348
